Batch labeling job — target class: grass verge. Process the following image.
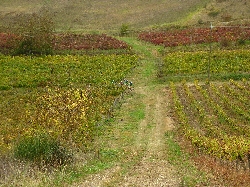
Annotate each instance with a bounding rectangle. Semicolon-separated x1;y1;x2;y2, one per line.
165;131;208;187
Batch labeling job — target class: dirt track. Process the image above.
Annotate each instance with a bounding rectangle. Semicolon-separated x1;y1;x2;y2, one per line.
116;85;179;186
77;87;180;186
73;38;181;186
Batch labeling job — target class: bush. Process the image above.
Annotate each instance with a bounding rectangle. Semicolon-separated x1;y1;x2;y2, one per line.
237;38;246;45
120;24;130;36
220;37;231;47
10;7;55;55
221;13;232;22
13;134;72;167
208;10;220;17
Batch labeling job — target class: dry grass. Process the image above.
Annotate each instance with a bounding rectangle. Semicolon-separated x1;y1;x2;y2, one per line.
187;0;250;26
0;0;210;32
1;0;250;33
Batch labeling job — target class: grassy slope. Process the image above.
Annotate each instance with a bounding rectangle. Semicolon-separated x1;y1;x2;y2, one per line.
0;0;211;32
186;0;250;25
1;0;250;33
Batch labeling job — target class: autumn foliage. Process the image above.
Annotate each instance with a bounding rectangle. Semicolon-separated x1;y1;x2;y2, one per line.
139;26;250;47
0;33;129;55
53;33;129;50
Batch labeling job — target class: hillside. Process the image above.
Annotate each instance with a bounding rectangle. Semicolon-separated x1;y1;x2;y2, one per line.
1;0;249;33
187;0;250;26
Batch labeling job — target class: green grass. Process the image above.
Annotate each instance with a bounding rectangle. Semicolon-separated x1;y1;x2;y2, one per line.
120;37;164;86
13;134;72;166
129;104;145;121
165;132;208;187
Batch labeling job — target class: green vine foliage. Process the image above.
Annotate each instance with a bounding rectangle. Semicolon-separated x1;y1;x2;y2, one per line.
26;87;94;150
0;54;138;154
170;80;250;163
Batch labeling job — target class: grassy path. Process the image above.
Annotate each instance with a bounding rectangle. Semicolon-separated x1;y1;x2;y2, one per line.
74;38;180;186
72;37;206;187
115;38;179;186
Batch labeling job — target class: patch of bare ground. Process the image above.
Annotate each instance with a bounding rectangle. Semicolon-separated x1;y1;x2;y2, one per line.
75;166;122;187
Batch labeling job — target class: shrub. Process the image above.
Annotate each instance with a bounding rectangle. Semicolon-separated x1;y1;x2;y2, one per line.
220;37;231;47
197;19;204;25
11;7;55;55
216;0;227;2
120;24;130;36
237;38;246;45
13;134;72;166
208;10;220;17
221;13;232;22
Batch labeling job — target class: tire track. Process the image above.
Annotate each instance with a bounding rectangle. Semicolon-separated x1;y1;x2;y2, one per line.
118;85;179;187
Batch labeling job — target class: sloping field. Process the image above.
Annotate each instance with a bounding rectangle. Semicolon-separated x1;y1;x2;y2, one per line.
1;0;250;32
0;0;210;32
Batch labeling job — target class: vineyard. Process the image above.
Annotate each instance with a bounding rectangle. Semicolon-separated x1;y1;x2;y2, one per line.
1;0;250;184
0;54;138;152
1;22;250;185
0;33;130;55
158;49;250;81
53;33;129;50
139;26;250;47
0;54;136;89
150;25;250;184
169;79;250;168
